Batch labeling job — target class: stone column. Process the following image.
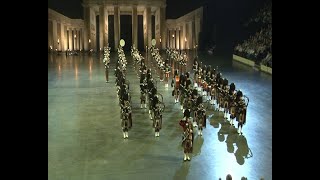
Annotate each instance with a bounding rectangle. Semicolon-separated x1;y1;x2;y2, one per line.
183;23;188;49
182;24;186;50
114;5;120;50
48;20;53;50
83;6;91;51
104;9;108;46
99;5;105;50
73;29;76;50
92;12;97;52
68;29;72;50
146;6;152;47
170;30;172;48
76;30;79;50
57;22;61;51
177;28;180;50
72;29;75;50
63;24;68;51
180;25;184;50
143;9;147;50
169;30;171;48
76;29;78;51
187;22;193;49
132;5;138;48
160;6;166;49
172;29;177;49
76;29;78;50
80;28;83;50
167;29;170;48
169;29;172;49
52;20;57;50
79;30;81;51
155;8;160;49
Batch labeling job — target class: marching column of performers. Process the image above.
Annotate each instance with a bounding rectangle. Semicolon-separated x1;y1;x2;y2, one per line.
115;45;132;139
102;45;111;83
108;45;250;161
164;49;249;160
131;46;165;137
150;47;164;82
131;45;145;77
153;47;172;88
190;57;249;135
166;48;188;76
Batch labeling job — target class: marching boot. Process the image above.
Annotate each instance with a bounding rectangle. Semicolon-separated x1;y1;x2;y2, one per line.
184;153;187;161
140;104;143;109
123;132;126;139
149;110;151;114
198;130;201;135
144;104;147;109
181;105;183;110
238;126;242;134
155;131;157;137
126;132;129;138
157;132;160;137
193;121;197;127
210;99;214;105
230;118;233;125
182;109;185;113
200;130;203;136
187;154;191;161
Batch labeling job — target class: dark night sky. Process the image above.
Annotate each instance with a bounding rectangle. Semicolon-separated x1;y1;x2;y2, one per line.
48;0;268;21
48;0;83;19
48;0;206;19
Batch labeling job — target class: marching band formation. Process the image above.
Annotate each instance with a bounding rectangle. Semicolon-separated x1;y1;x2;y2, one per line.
105;45;249;161
115;45;132;139
131;46;165;137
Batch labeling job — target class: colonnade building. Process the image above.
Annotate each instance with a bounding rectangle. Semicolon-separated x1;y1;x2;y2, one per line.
48;0;203;52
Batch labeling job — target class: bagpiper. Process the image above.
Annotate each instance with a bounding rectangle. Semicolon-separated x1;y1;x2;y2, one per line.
102;45;111;83
121;101;132;139
171;69;180;103
153;97;163;137
181;120;194;161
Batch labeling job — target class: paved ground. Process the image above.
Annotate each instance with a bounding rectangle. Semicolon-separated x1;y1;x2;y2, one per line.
48;50;272;180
